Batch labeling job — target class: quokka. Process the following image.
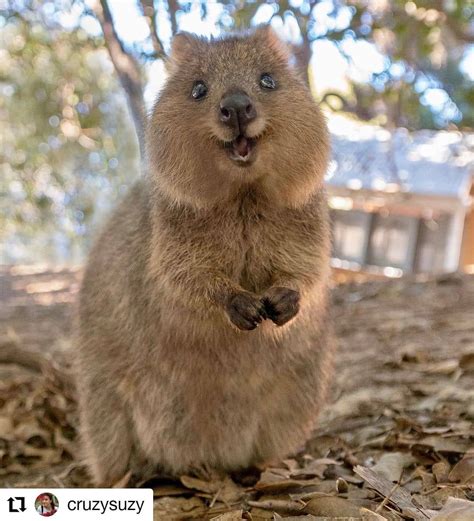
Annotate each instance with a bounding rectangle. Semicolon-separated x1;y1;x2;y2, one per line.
76;26;335;486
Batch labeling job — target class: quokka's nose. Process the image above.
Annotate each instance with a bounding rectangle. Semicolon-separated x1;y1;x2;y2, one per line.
219;92;257;132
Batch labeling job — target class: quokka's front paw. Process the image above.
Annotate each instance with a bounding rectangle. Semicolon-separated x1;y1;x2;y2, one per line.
262;287;300;326
226;292;267;331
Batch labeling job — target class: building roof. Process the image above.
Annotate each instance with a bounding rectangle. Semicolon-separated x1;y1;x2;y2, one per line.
326;116;474;200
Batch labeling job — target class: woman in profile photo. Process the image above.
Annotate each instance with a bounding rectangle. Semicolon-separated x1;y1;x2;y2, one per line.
35;493;58;517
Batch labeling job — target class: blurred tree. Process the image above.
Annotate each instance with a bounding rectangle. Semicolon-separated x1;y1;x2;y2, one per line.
0;6;139;263
333;0;474;129
220;0;473;129
84;0;473;134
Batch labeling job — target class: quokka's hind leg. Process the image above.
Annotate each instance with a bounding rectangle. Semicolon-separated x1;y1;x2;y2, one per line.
77;377;133;486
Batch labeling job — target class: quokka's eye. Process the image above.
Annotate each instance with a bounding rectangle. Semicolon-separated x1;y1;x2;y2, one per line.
191;81;208;100
260;73;276;90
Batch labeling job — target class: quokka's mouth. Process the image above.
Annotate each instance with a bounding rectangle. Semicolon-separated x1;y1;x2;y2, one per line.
223;135;257;165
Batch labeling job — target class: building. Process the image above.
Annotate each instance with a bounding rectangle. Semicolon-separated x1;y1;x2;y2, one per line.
326;116;474;277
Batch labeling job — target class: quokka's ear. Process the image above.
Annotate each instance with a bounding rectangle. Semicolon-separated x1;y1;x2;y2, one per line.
167;32;204;67
253;25;291;64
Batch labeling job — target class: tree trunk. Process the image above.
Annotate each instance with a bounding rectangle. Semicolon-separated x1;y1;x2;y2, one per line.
93;0;146;159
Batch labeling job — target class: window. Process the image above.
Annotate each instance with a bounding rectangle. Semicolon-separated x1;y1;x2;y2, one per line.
331;210;371;263
414;216;450;273
330;208;453;274
367;214;419;270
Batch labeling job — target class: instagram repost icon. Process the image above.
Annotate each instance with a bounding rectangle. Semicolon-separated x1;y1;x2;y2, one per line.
35;493;59;517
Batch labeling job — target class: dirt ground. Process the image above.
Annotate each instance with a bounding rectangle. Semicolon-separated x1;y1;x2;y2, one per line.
0;266;473;520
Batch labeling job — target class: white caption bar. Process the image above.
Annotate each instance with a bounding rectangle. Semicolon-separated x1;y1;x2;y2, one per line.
0;489;153;520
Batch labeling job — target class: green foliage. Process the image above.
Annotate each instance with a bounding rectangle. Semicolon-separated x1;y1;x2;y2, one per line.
219;0;473;129
0;12;139;263
340;0;474;129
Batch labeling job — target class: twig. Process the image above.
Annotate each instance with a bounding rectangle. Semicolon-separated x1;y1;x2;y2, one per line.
375;469;403;514
208;486;222;508
138;0;166;59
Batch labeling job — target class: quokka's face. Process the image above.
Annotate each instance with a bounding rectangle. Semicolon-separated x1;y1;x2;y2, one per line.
187;71;273;167
153;27;307;170
170;44;288;169
148;26;329;208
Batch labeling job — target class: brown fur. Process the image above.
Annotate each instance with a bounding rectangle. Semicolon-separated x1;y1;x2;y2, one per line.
76;26;335;486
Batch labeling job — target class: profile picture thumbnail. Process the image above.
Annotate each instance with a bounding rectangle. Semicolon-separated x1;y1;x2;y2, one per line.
35;493;59;517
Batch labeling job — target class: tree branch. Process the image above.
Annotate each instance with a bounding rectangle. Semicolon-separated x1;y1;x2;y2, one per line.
445;17;474;44
167;0;179;36
92;0;146;158
139;0;167;58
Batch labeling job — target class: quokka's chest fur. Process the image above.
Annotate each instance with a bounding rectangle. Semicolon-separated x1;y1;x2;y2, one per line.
154;190;296;294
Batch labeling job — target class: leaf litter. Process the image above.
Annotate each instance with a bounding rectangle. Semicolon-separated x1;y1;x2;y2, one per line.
0;267;473;519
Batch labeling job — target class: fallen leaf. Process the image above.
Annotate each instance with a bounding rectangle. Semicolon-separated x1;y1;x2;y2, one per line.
210;510;243;520
448;452;474;484
303;496;361;517
180;475;217;494
254;478;320;494
354;465;430;520
359;508;389;520
432;460;451;483
180;475;243;504
431;497;474;520
415;436;472;454
290;458;340;479
152;484;190;497
415;487;467;510
153;496;206;519
247;499;304;514
371;452;415;482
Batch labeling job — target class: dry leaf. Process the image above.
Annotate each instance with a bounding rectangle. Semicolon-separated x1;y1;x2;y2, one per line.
247;499;304;514
354;465;430;520
432;460;451;483
448;452;474;484
210;510;244;520
153;483;190;497
180;475;218;494
431;497;474;520
254;479;319;494
303;496;361;517
360;508;389;520
180;475;243;504
371;452;415;482
415;436;472;454
291;458;340;479
153;496;206;519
